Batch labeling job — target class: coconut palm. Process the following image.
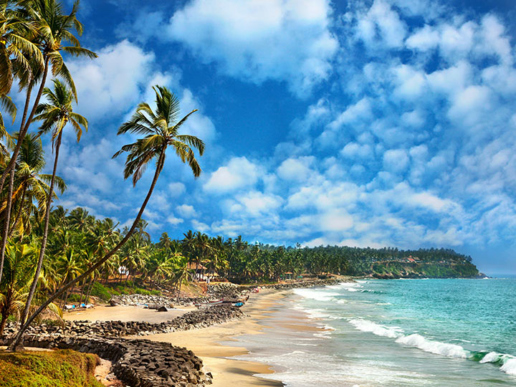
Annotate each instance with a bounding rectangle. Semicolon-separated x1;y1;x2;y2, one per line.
0;0;96;196
19;78;87;328
0;0;43;96
0;242;35;335
5;133;66;235
10;85;204;350
0;134;63;284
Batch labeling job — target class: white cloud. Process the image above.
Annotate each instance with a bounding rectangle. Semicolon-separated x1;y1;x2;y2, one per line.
191;219;210;232
406;25;440;51
277;157;315;182
319;210;354;232
168;182;186;197
328;98;372;129
67;40;157;121
383;149;409;173
233;191;283;217
167;0;338;97
355;0;407;49
166;215;184;226
204;157;262;193
341;142;373;159
176;204;197;218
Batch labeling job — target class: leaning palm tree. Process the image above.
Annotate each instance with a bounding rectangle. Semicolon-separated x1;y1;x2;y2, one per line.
0;133;64;284
9;85;204;350
0;0;96;196
4;133;66;237
18;78;87;328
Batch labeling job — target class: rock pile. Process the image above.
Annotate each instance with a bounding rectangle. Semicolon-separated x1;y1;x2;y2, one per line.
110;294;215;307
207;283;244;299
0;335;212;387
2;305;245;338
109;294;175;307
262;278;344;290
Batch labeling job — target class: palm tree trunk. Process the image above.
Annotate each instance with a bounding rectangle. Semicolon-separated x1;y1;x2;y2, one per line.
10;149;166;351
0;168;15;284
19;129;62;328
0;59;48;194
8;185;27;238
85;274;96;302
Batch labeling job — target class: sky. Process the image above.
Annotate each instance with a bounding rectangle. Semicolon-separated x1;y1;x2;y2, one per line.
6;0;516;275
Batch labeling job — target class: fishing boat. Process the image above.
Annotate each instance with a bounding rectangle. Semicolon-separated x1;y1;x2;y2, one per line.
194;300;223;309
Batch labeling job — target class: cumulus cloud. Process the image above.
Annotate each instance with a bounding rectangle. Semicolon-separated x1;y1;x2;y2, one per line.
203;157;262;193
277;157;315;183
67;40;157;121
176;204;197;218
166;0;338;97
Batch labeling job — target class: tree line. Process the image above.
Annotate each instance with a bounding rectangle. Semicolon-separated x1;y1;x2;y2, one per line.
0;0;204;350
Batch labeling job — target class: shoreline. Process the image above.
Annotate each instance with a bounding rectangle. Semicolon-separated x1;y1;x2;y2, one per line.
131;288;288;386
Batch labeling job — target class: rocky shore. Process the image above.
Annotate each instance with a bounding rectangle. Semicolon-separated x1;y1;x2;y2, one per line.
2;335;212;387
1;278;346;387
2;305;245;338
255;277;344;290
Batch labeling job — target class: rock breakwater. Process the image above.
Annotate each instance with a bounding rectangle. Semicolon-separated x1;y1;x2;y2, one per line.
2;305;245;338
0;335;212;387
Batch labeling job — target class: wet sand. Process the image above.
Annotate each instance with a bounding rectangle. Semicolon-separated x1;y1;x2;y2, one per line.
64;289;324;386
128;289;288;387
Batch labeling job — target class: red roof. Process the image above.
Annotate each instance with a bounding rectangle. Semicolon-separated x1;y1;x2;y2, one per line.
187;262;207;270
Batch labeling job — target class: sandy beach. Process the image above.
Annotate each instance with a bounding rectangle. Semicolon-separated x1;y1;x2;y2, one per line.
63;288;327;386
64;304;194;323
130;289;288;386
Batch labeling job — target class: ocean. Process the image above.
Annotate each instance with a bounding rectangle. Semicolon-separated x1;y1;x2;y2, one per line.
233;278;516;386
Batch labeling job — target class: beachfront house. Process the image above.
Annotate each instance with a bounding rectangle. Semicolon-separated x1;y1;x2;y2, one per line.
187;262;208;281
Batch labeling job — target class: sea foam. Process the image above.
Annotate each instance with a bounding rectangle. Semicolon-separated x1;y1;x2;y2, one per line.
293;288;339;302
395;334;468;359
500;359;516;375
348;319;403;338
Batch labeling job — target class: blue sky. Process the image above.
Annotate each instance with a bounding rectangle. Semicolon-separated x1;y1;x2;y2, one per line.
7;0;516;274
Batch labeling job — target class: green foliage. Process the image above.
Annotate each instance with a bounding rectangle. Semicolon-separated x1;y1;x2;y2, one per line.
67;294;82;303
0;349;103;387
89;282;111;301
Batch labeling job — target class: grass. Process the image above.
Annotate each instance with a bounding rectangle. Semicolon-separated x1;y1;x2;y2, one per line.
0;349;104;387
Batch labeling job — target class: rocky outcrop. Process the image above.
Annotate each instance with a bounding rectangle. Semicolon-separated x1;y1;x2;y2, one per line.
207;283;243;299
110;294;213;307
260;278;344;290
0;335;212;387
2;305;245;338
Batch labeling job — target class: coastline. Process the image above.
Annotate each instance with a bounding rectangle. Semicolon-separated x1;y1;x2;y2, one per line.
134;288;287;386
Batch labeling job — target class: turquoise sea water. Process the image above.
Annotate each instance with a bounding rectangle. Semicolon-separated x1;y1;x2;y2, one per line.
236;278;516;386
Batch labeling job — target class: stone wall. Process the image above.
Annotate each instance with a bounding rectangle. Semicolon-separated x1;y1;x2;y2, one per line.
2;305;245;338
0;335;212;387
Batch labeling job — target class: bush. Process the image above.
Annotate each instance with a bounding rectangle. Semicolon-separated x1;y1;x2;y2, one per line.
90;282;111;301
67;294;82;303
0;349;102;387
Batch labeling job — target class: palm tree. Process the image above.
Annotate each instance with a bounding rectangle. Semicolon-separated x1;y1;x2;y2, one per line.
0;0;96;196
0;1;43;95
0;133;64;285
9;85;204;350
6;133;66;236
0;243;36;335
19;79;87;327
0;94;17;284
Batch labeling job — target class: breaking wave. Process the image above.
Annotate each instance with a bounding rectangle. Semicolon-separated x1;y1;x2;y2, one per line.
348;319;516;375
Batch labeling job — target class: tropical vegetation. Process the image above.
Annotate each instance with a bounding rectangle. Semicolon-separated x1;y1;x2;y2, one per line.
0;0;479;353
